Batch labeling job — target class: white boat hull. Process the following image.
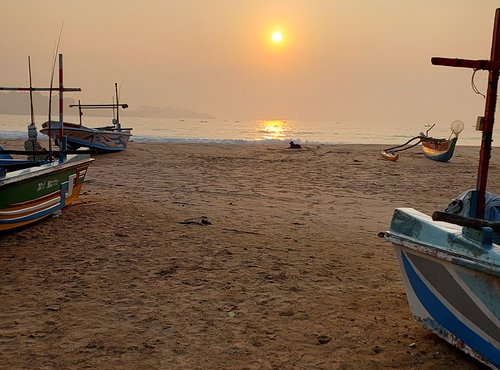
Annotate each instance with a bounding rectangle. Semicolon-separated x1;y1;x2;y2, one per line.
40;121;132;152
384;208;500;369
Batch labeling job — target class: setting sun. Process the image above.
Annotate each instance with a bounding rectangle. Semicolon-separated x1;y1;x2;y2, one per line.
271;31;283;43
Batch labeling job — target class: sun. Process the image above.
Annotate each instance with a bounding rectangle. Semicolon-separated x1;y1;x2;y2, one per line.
271;31;283;43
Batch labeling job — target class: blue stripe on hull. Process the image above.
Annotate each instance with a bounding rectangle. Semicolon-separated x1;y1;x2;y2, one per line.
402;252;500;367
66;137;126;151
424;151;454;162
1;200;63;224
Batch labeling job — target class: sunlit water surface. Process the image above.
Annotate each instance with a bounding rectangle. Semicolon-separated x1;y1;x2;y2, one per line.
0;114;497;147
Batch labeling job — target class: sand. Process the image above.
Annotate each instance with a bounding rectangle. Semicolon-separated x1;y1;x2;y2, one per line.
0;140;497;369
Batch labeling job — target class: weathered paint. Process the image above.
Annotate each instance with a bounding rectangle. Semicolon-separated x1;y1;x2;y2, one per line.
0;154;93;231
41;121;131;152
421;137;458;162
384;208;500;369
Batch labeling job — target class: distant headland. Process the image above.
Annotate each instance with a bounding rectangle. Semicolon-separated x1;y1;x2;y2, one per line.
0;91;214;119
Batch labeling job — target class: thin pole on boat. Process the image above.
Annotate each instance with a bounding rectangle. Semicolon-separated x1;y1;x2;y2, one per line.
28;56;36;160
48;28;63;153
78;100;83;126
28;56;35;126
0;55;80;160
115;82;121;131
58;53;66;162
431;8;500;218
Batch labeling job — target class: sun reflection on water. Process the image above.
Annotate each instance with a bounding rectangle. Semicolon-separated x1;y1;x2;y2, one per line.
258;120;290;140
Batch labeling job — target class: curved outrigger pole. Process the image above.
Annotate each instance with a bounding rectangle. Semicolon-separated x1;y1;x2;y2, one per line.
380;136;422;161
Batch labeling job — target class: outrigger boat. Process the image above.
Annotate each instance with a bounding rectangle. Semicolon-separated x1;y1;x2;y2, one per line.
0;55;94;232
40;83;132;152
381;120;464;162
380;8;500;369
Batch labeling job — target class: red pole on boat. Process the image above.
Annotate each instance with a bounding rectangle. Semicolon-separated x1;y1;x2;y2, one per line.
476;9;500;218
58;54;64;145
432;8;500;218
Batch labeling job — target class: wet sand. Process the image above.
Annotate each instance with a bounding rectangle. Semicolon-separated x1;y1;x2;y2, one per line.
0;140;497;369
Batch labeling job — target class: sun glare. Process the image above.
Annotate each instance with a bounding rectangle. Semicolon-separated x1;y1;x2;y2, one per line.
259;120;289;140
271;31;283;43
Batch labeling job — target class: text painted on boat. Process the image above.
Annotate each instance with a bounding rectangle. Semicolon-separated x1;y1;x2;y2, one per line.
37;179;59;191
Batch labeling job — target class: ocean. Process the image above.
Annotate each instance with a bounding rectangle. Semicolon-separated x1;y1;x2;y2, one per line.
0;114;495;147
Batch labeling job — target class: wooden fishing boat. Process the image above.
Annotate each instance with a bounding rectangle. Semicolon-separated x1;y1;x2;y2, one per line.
0;54;94;232
40;120;132;152
40;83;132;152
0;150;93;232
381;121;463;162
420;135;458;162
380;8;500;369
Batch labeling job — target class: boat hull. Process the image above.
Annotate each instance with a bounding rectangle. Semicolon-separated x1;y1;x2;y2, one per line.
384;208;500;369
40;121;132;152
0;154;94;232
421;136;458;162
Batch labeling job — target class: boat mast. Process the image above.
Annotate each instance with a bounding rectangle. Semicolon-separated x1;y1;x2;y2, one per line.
78;100;83;126
58;54;66;161
0;54;81;160
28;56;35;126
432;8;500;218
115;83;121;130
68;83;128;131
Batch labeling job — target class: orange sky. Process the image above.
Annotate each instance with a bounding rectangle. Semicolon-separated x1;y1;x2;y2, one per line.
1;1;499;125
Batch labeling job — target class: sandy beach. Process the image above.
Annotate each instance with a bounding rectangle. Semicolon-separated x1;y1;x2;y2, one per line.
0;140;497;369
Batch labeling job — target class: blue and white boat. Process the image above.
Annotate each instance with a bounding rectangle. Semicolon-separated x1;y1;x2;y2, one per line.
383;206;499;369
381;8;500;369
40;83;132;153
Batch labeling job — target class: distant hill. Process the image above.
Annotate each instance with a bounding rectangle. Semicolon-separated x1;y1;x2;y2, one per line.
0;91;77;116
124;105;214;119
0;92;213;119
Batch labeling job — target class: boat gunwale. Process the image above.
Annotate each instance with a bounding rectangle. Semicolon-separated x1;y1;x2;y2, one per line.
41;121;133;137
0;155;94;186
384;232;500;277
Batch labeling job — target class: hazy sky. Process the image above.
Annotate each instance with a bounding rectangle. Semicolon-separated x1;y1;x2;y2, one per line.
1;1;500;125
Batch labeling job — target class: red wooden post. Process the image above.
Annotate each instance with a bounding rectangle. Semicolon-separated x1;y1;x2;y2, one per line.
58;54;64;147
432;8;500;218
477;9;500;218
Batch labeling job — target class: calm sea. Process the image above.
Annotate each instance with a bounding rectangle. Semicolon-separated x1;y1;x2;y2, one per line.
0;114;496;147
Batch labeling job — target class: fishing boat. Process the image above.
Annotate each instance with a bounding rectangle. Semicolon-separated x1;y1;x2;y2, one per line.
0;149;93;232
380;8;500;369
40;83;132;152
420;121;463;162
380;120;464;162
0;54;94;232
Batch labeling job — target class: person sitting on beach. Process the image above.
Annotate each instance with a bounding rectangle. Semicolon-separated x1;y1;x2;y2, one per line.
288;141;302;149
24;123;47;160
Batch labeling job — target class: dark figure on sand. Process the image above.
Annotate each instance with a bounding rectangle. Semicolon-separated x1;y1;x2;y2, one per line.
288;141;302;149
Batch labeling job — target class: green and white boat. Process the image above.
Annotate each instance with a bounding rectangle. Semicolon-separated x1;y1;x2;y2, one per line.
0;54;94;232
0;150;93;232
